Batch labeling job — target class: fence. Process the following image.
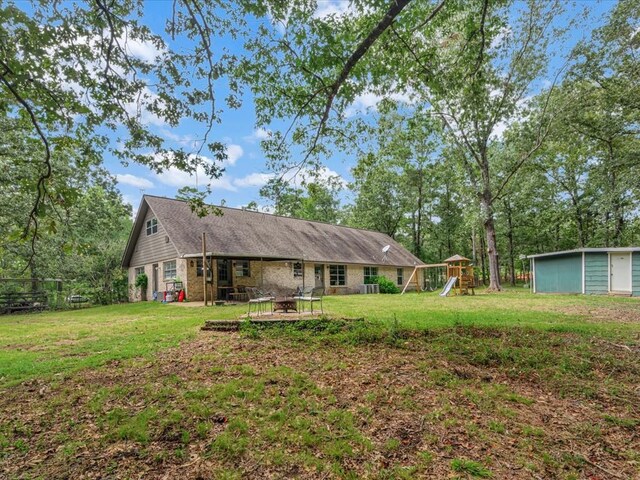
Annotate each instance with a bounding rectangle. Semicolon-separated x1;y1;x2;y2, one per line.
0;278;129;314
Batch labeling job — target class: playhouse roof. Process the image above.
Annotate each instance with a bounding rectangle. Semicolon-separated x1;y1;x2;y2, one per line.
444;254;471;263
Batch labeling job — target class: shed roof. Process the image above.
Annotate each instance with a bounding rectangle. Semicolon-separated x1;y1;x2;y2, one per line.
122;195;424;268
527;247;640;259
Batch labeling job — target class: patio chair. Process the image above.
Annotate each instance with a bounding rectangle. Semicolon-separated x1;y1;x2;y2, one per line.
295;286;324;314
229;285;249;302
247;287;272;316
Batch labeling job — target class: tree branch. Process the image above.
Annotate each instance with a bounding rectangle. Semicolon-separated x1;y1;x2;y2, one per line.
0;70;52;269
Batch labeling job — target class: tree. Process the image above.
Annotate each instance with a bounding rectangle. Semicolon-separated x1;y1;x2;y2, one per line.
259;176;343;223
0;0;249;259
243;1;576;291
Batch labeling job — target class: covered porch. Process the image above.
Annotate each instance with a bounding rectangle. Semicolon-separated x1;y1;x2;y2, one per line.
182;254;320;302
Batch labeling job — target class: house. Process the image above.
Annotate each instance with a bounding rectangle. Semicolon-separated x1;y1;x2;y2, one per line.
528;248;640;296
122;195;425;301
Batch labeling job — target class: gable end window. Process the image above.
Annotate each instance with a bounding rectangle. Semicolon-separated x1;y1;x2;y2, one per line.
146;218;158;236
363;266;378;283
329;265;346;286
163;260;176;280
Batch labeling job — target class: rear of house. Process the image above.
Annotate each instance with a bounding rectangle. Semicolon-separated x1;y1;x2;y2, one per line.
122;195;424;302
528;248;640;296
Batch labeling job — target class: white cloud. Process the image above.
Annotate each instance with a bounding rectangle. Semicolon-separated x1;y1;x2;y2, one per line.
282;166;348;188
313;1;351;19
232;166;348;190
161;129;201;149
243;128;271;143
313;1;373;20
115;173;154;189
234;172;274;188
123;85;167;127
153;153;237;191
489;26;513;51
345;88;417;117
225;144;243;166
121;35;166;63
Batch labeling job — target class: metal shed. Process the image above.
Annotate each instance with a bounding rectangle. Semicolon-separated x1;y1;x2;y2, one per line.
528;248;640;296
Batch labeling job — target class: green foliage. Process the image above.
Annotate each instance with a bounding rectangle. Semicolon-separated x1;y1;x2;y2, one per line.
259;177;343;223
135;274;148;290
451;458;492;477
365;275;400;294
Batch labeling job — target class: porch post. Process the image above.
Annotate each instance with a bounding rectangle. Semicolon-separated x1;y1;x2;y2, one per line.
260;257;264;289
202;233;207;306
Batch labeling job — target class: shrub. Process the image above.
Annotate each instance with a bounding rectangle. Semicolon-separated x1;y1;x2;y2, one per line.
366;275;400;294
135;273;148;290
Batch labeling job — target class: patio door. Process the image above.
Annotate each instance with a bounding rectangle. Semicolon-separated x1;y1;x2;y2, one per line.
314;264;324;288
217;259;232;300
610;253;631;292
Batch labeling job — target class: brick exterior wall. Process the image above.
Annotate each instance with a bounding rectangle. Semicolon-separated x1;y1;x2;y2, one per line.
130;258;422;302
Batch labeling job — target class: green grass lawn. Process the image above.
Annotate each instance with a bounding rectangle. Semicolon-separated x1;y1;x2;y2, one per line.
1;291;638;479
1;290;638;387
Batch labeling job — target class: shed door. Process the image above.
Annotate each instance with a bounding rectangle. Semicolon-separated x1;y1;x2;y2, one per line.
534;255;582;293
610;253;631;292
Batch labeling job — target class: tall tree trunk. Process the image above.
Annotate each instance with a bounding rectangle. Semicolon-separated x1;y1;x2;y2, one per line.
504;200;516;286
479;163;501;291
480;233;487;286
445;183;452;255
471;225;477;264
415;178;423;258
484;215;501;291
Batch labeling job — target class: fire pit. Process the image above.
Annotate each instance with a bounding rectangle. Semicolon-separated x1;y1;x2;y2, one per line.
273;297;297;313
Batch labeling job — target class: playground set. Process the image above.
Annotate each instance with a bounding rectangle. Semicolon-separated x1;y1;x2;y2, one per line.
401;254;476;296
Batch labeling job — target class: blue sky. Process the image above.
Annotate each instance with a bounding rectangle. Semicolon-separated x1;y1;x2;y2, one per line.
106;0;617;216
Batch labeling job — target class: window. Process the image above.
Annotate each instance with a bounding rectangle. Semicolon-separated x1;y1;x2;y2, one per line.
134;267;145;277
196;258;213;279
163;260;176;280
329;265;346;286
363;266;378;283
146;218;158;235
235;260;250;277
293;262;303;278
196;258;204;277
397;268;404;285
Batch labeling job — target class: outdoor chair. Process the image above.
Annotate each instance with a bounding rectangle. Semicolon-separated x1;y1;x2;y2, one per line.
295;286;324;314
229;285;249;302
247;287;273;316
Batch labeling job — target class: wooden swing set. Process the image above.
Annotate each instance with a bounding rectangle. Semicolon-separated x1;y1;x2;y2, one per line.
401;254;476;296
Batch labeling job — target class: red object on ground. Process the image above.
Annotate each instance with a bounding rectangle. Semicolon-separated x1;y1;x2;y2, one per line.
163;291;167;301
178;290;185;302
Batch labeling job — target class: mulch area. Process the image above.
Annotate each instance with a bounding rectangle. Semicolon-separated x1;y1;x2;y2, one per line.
1;331;638;479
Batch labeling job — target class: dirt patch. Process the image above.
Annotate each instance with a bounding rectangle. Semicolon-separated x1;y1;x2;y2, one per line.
0;329;638;479
556;303;640;324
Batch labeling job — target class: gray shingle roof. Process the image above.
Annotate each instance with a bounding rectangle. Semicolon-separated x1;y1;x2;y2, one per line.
122;195;424;267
